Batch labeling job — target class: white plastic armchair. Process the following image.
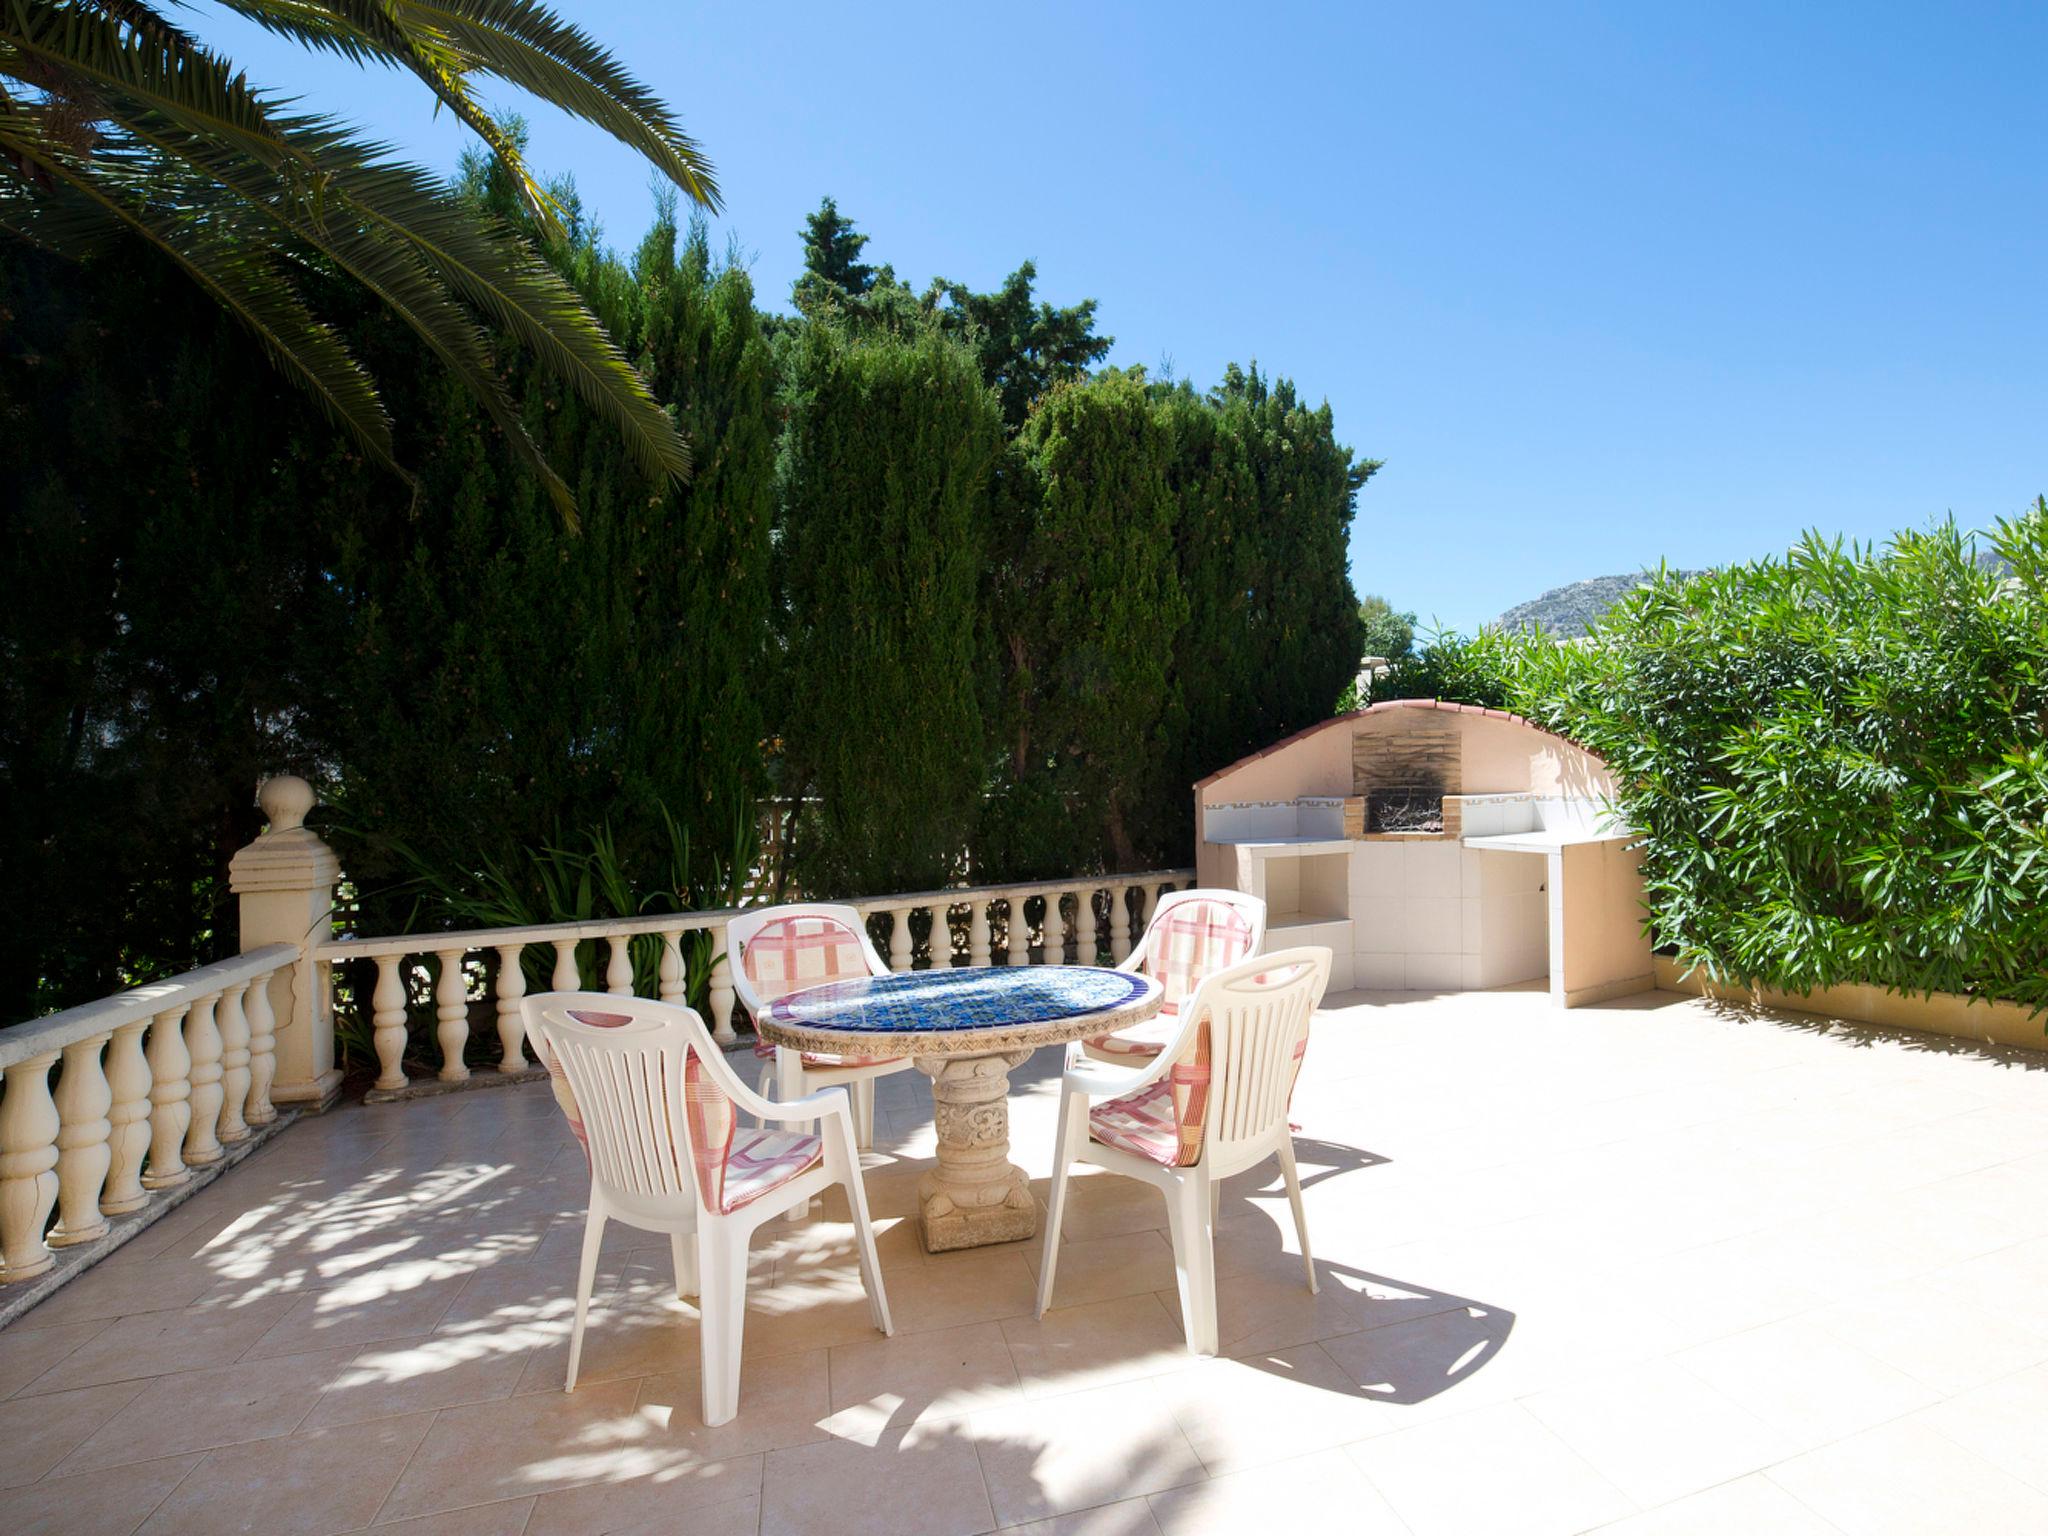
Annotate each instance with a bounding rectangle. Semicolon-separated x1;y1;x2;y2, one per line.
1077;888;1268;1067
523;991;891;1427
1037;947;1331;1356
727;903;917;1150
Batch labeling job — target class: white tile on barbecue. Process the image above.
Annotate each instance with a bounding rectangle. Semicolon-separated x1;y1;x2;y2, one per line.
1405;843;1462;899
1404;899;1462;956
1352;898;1402;955
1353;954;1406;991
1349;843;1404;896
1405;953;1462;993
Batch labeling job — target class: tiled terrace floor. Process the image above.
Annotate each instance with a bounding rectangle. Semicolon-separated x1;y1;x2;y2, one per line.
6;986;2048;1535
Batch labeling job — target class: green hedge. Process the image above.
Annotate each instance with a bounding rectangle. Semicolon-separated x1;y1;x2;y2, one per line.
2;199;1372;1014
776;320;1002;895
1434;513;2048;1014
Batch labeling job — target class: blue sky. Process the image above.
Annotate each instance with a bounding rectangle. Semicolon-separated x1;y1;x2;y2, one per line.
199;1;2048;632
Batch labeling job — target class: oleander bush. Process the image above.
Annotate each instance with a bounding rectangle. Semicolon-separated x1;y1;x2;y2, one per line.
1432;510;2048;1015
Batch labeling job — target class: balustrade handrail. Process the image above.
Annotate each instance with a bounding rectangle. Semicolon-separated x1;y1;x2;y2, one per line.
0;944;300;1070
315;869;1198;960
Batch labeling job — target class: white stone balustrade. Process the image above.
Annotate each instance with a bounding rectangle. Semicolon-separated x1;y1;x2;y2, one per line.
0;946;297;1286
0;840;1182;1293
316;873;1186;1086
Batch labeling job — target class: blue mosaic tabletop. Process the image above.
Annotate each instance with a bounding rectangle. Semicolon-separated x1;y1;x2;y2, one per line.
767;965;1153;1036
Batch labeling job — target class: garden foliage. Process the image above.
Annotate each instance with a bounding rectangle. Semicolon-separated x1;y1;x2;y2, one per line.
776;319;1002;896
1413;517;2048;1013
1;192;1370;1015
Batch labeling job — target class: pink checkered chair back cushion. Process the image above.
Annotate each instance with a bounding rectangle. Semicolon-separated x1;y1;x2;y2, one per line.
738;910;898;1069
739;914;874;1003
1140;900;1257;1014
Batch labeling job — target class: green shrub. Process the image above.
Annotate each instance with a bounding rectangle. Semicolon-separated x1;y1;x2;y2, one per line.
1158;367;1374;853
1447;513;2048;1015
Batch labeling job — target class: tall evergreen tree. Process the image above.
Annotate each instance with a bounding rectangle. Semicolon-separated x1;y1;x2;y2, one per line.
794;196;878;313
776;322;1002;895
992;370;1187;872
788;199;1110;428
333;205;779;923
924;263;1113;430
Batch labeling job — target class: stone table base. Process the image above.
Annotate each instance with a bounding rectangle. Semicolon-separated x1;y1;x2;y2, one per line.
914;1048;1038;1252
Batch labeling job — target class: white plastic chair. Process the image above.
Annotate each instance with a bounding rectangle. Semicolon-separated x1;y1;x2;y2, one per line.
1079;888;1267;1066
523;991;892;1426
1036;947;1332;1356
727;903;917;1150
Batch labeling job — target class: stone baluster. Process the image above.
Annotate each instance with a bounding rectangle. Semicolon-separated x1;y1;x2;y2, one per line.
708;930;736;1044
434;948;470;1082
1043;890;1067;966
182;989;224;1166
101;1020;152;1214
1110;886;1133;963
48;1036;112;1247
968;901;992;967
888;907;915;973
657;930;686;1003
143;1005;192;1191
214;982;251;1145
928;905;954;969
1082;890;1102;965
1007;894;1032;967
0;1054;60;1282
551;941;579;991
371;956;408;1093
494;946;527;1070
605;935;633;996
244;970;277;1125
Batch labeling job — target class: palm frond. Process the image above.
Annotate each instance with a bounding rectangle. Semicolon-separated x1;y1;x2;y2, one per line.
0;101;400;473
2;0;296;167
404;0;718;207
294;129;690;486
2;0;711;518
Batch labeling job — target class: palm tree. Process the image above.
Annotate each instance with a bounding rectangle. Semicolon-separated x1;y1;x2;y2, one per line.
0;0;719;518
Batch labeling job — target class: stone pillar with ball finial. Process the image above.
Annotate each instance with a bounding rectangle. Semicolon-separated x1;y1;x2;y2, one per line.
228;776;344;1109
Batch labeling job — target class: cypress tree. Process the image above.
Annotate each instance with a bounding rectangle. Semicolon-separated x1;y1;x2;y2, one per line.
776;321;1001;896
992;370;1188;872
332;210;778;921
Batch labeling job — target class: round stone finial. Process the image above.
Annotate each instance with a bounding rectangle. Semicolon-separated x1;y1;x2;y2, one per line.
257;774;316;833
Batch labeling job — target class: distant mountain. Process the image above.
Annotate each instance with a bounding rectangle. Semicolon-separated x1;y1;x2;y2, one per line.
1496;544;2017;641
1495;571;1705;639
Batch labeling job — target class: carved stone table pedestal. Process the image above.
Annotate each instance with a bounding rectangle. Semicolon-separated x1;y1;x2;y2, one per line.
914;1048;1036;1251
759;964;1163;1253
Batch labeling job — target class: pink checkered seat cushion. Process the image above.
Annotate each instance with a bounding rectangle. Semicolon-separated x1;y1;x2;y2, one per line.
534;1007;821;1214
741;914;902;1071
1089;1007;1310;1169
1084;900;1255;1062
715;1128;823;1213
684;1054;823;1213
1089;1022;1212;1168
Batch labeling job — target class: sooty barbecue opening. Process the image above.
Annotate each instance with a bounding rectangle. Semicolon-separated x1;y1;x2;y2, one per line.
1366;785;1444;835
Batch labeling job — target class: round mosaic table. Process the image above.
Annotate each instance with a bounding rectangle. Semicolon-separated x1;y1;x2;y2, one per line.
760;966;1164;1251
